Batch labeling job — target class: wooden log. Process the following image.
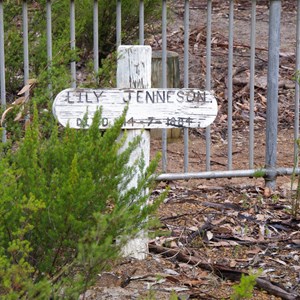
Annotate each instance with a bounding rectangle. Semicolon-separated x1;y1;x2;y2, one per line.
151;50;181;139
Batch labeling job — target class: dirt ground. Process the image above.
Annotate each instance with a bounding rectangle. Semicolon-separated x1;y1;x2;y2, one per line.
84;1;300;299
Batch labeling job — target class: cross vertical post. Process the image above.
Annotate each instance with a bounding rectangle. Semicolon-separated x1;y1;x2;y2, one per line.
117;45;152;259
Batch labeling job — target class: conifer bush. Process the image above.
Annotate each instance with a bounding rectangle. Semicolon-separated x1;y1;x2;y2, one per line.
0;107;164;299
1;2;164;297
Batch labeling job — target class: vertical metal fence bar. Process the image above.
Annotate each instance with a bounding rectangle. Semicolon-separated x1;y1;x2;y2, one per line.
0;0;6;142
162;0;168;172
139;0;144;45
249;0;256;169
227;0;234;170
46;0;52;96
70;0;76;88
183;0;189;172
23;0;29;87
93;0;99;74
205;0;212;171
46;1;52;64
294;0;300;165
265;0;281;189
116;0;121;47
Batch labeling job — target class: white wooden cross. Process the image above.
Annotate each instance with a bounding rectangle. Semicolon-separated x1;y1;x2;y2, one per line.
53;45;218;259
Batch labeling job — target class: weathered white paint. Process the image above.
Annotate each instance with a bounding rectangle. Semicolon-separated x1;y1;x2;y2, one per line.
117;45;151;259
52;88;217;129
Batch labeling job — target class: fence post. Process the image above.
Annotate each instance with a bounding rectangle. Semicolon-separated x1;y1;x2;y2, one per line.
117;45;151;260
205;0;212;171
294;1;300;165
227;0;234;171
249;0;256;169
0;0;6;143
116;0;121;47
265;0;281;190
161;0;168;172
22;0;29;86
139;0;144;45
182;0;189;172
93;0;99;74
70;0;76;88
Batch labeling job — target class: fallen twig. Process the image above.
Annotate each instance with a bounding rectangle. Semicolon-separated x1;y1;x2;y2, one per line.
149;243;300;300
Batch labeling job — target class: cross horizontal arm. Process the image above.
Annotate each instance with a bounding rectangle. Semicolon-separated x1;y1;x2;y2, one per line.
53;88;218;129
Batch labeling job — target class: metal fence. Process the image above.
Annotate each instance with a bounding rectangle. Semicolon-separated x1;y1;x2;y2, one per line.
0;0;299;188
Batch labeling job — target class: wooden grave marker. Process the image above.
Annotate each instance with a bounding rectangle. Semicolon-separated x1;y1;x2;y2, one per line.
53;45;218;259
53;88;217;130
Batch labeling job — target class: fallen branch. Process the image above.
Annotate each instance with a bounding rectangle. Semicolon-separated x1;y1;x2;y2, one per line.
202;201;243;211
256;278;300;300
149;243;300;300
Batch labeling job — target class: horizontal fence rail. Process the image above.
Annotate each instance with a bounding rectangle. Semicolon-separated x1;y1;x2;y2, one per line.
0;0;299;188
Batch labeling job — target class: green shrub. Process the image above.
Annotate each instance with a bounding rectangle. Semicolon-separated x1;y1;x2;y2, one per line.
0;106;164;299
230;270;262;300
